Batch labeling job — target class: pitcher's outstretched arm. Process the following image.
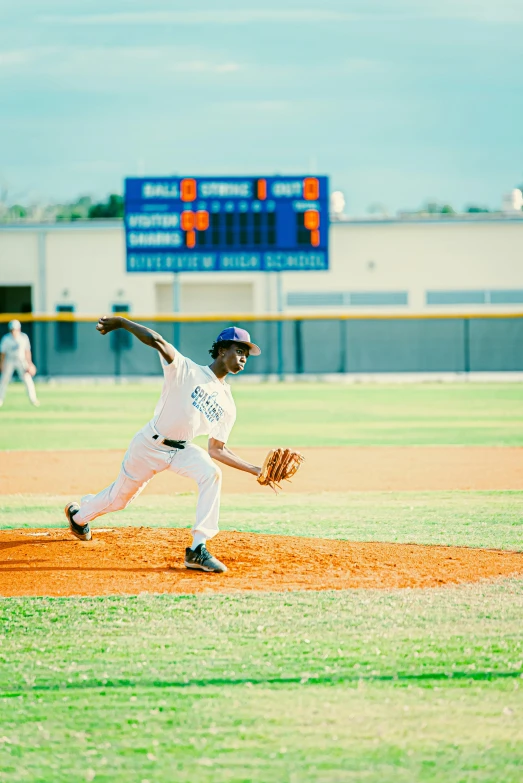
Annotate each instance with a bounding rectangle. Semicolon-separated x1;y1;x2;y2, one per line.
96;316;176;364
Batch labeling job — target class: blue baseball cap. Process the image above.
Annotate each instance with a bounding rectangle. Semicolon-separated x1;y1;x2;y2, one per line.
215;326;261;356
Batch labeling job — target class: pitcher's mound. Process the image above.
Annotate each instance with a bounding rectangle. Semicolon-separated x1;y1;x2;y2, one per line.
1;528;523;597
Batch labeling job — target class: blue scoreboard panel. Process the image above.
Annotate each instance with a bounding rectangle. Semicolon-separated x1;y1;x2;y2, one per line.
124;175;329;273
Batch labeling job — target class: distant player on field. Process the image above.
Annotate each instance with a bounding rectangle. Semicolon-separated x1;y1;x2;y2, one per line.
64;316;262;573
0;319;40;408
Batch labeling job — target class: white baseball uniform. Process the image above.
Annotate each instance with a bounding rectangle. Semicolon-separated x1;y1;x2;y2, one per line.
74;345;236;541
0;331;39;405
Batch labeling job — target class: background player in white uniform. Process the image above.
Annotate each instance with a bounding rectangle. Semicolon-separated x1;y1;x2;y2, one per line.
0;319;40;408
64;315;262;573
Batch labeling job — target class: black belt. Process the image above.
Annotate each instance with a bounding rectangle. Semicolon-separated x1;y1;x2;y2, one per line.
152;435;186;449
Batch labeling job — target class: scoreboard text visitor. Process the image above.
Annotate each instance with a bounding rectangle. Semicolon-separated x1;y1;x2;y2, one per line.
124;176;329;272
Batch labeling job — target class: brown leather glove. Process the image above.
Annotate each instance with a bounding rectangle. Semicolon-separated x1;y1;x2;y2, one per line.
257;448;305;493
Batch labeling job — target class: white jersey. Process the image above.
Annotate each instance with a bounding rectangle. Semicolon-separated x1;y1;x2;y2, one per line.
151;346;236;444
0;332;30;364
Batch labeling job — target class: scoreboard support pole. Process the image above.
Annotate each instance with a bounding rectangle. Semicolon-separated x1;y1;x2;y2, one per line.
276;273;284;379
173;273;181;348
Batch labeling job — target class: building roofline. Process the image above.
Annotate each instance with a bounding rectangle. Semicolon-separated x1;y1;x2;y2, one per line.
1;213;523;233
332;213;523;225
0;219;123;232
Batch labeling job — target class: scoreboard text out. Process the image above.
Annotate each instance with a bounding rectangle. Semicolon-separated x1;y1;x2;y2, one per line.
124;176;329;273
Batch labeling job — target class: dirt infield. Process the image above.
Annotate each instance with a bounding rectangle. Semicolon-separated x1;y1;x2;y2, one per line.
2;446;523;495
1;527;522;597
2;446;522;597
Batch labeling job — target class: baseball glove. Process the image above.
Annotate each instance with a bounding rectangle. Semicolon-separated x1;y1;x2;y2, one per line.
257;448;305;492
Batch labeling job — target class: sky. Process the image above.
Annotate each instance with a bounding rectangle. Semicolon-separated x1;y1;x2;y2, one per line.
1;0;522;214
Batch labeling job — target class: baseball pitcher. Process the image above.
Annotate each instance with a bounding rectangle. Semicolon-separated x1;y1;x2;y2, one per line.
64;316;264;573
0;319;40;408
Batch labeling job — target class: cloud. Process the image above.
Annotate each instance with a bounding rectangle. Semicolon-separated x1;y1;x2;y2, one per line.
342;59;388;74
0;50;33;67
69;160;124;174
0;45;242;85
170;61;240;74
424;0;523;23
38;10;364;26
214;100;294;114
37;3;523;26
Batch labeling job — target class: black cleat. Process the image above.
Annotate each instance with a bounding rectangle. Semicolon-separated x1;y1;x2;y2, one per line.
184;544;227;573
64;502;92;541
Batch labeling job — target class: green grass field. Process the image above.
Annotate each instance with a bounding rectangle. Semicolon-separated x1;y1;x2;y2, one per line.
1;383;523;781
2;586;523;782
1;382;523;449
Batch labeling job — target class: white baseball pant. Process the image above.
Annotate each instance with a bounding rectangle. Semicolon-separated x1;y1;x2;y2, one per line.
0;360;38;405
74;423;222;540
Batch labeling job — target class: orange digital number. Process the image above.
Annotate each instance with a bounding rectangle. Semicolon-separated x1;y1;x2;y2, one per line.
195;210;209;231
257;179;267;200
304;209;319;230
186;229;196;248
311;229;320;247
181;178;197;202
303;177;319;200
180;211;194;231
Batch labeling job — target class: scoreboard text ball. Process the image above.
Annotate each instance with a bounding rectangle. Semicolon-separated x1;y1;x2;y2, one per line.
124;176;329;273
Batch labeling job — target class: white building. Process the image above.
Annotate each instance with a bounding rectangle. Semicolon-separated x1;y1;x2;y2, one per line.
1;215;523;317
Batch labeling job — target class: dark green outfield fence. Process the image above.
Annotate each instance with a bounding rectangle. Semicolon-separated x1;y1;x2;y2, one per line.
1;314;522;377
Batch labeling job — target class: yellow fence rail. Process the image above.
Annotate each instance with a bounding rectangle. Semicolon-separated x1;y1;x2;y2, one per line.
2;312;522;375
1;312;523;323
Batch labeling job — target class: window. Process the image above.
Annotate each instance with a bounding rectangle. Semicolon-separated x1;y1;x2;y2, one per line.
55;305;76;351
426;291;486;305
287;292;343;307
111;304;132;350
348;291;408;306
287;291;408;307
489;290;523;304
426;290;523;305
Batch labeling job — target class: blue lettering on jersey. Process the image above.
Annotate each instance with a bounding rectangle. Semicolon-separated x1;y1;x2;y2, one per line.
191;386;225;424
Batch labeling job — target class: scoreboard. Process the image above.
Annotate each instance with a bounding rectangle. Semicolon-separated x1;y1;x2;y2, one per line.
124;175;329;273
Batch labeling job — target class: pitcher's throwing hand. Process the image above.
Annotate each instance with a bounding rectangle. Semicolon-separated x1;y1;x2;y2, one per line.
96;315;123;335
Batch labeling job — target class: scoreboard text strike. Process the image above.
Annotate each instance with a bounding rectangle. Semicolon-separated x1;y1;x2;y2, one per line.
124;176;329;273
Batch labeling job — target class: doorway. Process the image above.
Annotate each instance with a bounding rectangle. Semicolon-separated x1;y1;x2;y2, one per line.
0;286;32;314
0;285;34;360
